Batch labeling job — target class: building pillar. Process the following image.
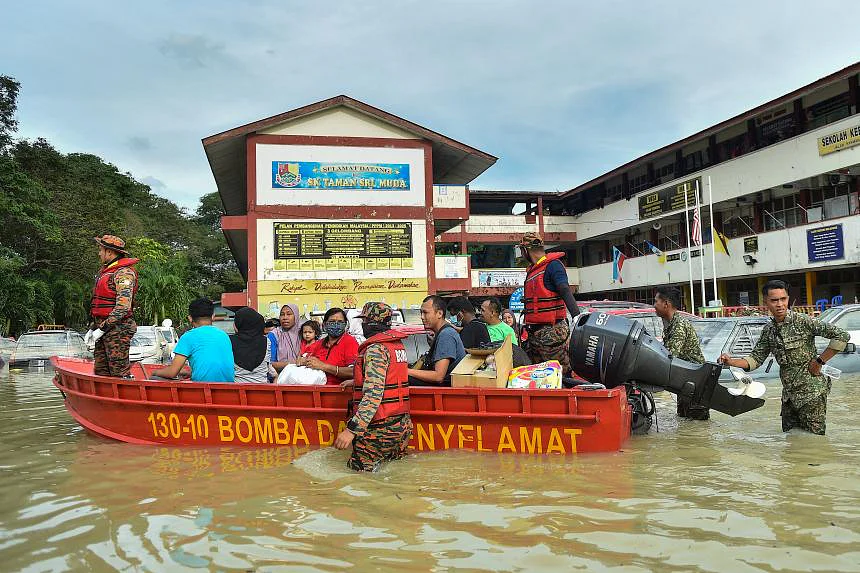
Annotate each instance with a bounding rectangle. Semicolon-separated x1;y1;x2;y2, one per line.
708;134;718;166
675;149;685;177
746;118;759;150
682;283;692;313
793;98;806;135
757;276;767;306
805;271;817;306
849;74;859;115
718;280;728;307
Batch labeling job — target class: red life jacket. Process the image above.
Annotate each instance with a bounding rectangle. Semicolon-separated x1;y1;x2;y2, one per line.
353;331;410;423
91;257;140;319
523;251;567;325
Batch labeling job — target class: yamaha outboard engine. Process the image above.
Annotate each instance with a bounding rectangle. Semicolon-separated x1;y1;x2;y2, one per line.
570;312;764;429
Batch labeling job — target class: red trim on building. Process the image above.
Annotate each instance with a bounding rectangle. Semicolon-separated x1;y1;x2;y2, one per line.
423;142;436;293
221;291;248;309
439;232;578;244
252;205;427;219
434;278;472;293
246;138;258;307
250;133;429;149
433;208;469;219
221;215;248;230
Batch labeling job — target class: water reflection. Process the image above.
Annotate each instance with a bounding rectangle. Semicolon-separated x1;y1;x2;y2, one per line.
1;367;859;571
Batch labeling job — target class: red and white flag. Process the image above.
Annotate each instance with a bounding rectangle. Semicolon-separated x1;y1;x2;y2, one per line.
691;206;702;246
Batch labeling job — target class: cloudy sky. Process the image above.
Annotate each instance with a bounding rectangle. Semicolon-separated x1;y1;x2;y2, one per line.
4;1;859;210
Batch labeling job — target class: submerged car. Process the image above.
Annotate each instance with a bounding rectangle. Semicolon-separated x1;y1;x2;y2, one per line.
814;304;860;374
129;326;170;364
691;316;780;381
7;330;89;368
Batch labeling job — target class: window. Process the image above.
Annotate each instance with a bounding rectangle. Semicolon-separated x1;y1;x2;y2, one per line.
657;221;682;252
835;311;860;331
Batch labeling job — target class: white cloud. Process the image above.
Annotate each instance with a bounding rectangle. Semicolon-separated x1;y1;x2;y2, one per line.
3;0;860;207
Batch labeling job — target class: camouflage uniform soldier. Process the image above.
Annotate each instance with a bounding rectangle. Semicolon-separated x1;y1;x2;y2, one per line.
88;235;139;377
518;233;580;375
654;286;707;419
721;280;849;435
335;303;412;471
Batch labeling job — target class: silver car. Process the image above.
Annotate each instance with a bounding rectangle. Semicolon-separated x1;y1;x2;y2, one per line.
814;304;860;374
7;330;89;368
691;317;781;381
129;326;170;364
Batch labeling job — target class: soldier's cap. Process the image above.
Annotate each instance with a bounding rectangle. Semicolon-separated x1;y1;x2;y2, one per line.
357;302;394;324
518;232;544;249
94;234;129;255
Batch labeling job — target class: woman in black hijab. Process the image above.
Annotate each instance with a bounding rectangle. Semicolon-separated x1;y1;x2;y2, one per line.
231;307;274;383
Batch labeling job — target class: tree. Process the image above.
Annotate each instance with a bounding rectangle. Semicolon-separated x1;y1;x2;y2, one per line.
0;75;20;151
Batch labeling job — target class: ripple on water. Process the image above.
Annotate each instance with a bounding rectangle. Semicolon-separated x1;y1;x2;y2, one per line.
1;369;860;571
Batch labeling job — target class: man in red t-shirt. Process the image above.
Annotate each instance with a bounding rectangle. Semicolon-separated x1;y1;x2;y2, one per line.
296;308;359;384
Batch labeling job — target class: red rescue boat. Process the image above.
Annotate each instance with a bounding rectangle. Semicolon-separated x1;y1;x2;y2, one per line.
52;357;631;455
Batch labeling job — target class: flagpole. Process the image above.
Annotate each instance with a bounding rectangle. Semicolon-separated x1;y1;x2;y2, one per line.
696;180;706;310
683;184;696;314
708;176;718;305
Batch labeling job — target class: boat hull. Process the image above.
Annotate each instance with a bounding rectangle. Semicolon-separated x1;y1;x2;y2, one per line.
52;358;632;454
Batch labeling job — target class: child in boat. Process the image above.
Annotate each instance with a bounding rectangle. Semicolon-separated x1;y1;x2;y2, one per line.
300;320;321;354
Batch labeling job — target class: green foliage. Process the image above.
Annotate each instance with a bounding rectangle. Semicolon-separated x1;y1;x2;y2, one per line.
0;76;244;336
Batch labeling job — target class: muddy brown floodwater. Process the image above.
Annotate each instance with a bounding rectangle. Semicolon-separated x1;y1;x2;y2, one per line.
1;366;859;572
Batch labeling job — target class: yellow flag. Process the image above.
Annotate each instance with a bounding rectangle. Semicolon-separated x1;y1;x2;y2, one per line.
712;227;730;256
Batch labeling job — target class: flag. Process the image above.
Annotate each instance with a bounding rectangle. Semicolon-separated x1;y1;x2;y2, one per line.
612;246;627;283
713;226;730;256
644;240;667;264
691;206;702;246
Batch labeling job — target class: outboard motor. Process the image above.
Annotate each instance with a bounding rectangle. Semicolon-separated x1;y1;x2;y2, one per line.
570;312;764;428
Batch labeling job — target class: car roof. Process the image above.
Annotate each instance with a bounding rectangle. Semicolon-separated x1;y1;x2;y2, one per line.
391;324;429;335
22;329;71;335
600;308;696;319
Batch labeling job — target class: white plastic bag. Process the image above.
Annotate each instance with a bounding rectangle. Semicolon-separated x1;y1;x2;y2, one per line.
276;364;327;385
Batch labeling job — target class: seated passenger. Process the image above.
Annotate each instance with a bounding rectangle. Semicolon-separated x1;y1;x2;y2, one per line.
447;296;490;349
297;307;358;385
231;307;276;384
481;297;518;345
152;298;235;382
271;304;301;370
300;320;321;353
407;295;466;386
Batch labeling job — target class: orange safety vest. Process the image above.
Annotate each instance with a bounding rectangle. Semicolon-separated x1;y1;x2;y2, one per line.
91;257;140;319
523;252;567;325
353;331;410;422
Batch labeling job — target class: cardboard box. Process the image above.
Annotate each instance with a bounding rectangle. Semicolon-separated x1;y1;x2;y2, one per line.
451;335;513;388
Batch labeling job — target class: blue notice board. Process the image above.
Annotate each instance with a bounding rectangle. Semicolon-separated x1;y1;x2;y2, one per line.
807;224;844;263
508;287;525;311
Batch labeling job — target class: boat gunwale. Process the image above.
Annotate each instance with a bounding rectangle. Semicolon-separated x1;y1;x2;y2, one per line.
52;358;617;423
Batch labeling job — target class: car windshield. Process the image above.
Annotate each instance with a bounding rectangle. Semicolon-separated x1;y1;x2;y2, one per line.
817;307;842;323
132;334;156;346
159;329;175;343
212;320;235;334
691;320;730;344
17;333;67;347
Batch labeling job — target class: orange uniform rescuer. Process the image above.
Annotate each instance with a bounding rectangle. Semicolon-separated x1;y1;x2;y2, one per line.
335;302;412;472
87;235;139;377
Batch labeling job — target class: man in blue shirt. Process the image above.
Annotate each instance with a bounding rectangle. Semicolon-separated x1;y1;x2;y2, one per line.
152;298;235;382
407;295;466;386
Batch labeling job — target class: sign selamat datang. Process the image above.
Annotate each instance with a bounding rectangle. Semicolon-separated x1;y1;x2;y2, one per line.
272;161;410;190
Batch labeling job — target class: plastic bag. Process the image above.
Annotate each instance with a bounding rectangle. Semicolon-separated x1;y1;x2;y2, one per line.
507;360;562;389
276;364;327;385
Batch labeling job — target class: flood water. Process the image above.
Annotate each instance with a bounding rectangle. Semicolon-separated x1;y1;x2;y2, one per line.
1;367;859;572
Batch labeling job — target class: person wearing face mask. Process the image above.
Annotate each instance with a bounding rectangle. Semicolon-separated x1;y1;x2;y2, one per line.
297;307;358;385
446;296;490;349
335;302;411;472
